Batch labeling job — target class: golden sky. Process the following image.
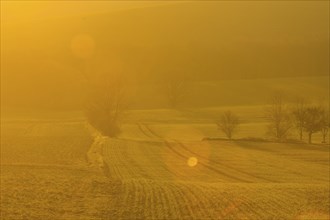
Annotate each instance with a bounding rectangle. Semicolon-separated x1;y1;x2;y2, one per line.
1;1;176;24
1;1;329;112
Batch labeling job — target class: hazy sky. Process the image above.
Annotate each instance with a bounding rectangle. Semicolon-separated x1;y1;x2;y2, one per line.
1;1;329;112
1;1;177;23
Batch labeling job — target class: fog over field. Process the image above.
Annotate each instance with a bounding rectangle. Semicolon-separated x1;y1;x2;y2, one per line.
1;1;329;220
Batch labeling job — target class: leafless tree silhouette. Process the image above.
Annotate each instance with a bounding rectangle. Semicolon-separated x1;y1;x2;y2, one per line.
292;98;307;141
216;110;240;139
265;94;292;141
84;73;126;137
321;109;329;143
166;73;191;108
303;106;326;144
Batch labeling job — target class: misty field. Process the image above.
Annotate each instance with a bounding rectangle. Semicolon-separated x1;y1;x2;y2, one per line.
1;107;329;220
2;1;329;219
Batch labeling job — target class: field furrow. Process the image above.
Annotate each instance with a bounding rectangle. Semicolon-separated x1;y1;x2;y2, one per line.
2;119;329;219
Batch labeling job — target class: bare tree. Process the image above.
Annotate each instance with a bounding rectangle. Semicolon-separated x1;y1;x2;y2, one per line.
303;106;324;144
320;108;329;143
216;111;240;139
292;98;307;141
166;73;190;108
84;73;126;137
265;94;292;141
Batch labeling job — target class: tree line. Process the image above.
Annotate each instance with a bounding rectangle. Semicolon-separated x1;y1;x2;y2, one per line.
82;71;328;144
216;95;329;144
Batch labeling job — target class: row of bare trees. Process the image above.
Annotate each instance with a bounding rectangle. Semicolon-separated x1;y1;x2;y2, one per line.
216;96;329;144
80;65;328;144
266;95;329;143
291;99;329;143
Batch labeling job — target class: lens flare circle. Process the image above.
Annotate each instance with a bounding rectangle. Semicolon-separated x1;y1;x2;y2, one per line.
187;157;198;167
